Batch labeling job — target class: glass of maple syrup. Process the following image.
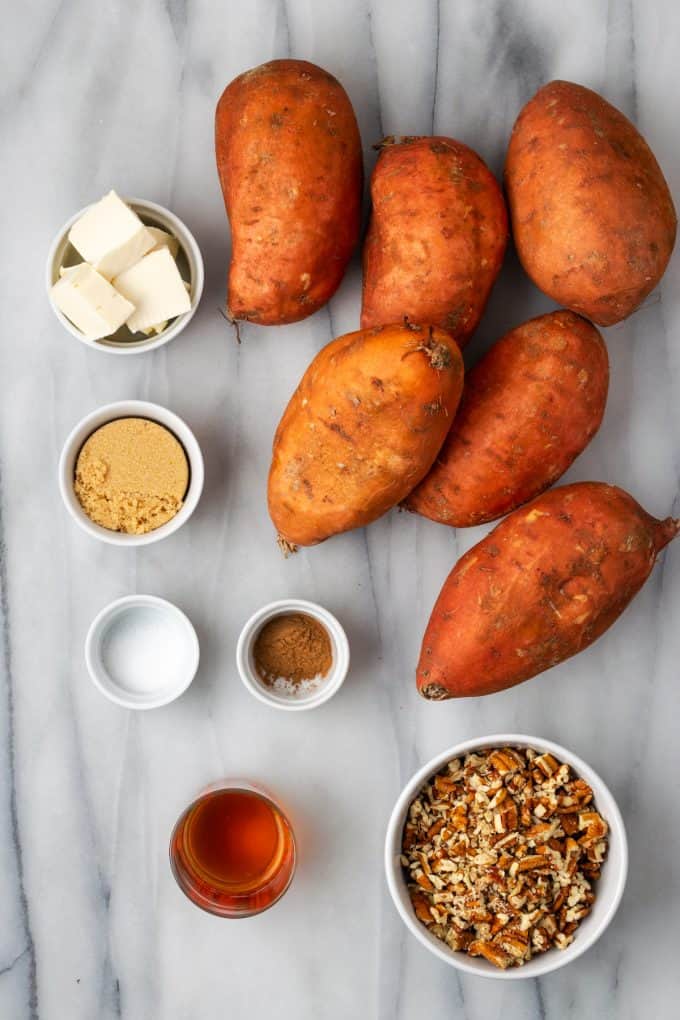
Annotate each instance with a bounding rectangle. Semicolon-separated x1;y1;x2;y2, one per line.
169;780;296;917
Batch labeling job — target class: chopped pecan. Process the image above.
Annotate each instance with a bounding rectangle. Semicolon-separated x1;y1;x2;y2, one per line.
494;801;519;834
533;753;560;777
498;931;530;959
578;811;608;845
427;818;445;840
449;804;468;831
525;821;556;843
570;779;594;805
517;854;547;872
401;747;609;970
409;890;434;925
559;812;580;835
468;940;513;969
488;748;524;774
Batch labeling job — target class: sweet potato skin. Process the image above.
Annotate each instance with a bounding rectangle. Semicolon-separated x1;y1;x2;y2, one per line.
215;59;362;326
505;81;677;326
268;323;464;547
361;137;508;346
405;311;609;527
417;482;679;699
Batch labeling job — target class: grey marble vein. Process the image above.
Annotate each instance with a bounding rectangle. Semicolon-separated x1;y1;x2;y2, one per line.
0;469;38;1020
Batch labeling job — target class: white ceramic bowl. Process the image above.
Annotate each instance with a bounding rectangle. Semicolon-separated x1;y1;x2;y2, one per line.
59;399;204;547
85;594;199;709
46;196;204;354
236;599;350;711
385;733;628;980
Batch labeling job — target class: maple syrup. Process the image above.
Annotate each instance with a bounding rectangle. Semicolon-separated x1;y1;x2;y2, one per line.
170;782;296;917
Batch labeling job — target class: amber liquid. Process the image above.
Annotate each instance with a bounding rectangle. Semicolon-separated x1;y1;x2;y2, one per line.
170;786;296;917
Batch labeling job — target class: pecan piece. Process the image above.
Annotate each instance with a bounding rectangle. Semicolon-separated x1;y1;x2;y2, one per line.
409;890;434;925
468;940;513;969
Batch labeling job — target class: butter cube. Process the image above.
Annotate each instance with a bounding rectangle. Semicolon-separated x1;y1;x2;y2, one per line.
68;191;155;279
140;283;190;336
141;320;168;337
51;263;135;340
146;226;179;258
114;248;191;334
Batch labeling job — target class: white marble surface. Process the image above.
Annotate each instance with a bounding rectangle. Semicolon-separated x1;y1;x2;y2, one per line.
1;0;679;1017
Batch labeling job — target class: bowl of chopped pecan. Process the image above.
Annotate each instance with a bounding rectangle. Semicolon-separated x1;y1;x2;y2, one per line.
385;735;627;978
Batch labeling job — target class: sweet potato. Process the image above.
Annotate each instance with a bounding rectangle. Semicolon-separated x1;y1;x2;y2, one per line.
405;311;609;527
505;80;677;325
417;482;679;699
215;59;362;327
361;136;508;346
268;323;464;548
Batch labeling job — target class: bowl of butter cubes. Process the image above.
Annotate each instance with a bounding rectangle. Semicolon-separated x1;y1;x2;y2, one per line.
46;191;204;354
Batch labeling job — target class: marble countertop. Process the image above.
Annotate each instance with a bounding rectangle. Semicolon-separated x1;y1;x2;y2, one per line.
1;0;679;1017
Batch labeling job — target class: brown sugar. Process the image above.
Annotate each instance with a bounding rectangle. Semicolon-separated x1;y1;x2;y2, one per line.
253;612;332;687
74;417;189;535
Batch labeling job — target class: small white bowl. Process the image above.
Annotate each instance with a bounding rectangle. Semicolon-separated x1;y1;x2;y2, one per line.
46;196;204;354
85;594;199;709
236;599;349;711
59;400;204;547
385;733;628;980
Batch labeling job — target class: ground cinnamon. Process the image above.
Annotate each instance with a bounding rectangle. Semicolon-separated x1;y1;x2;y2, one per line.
253;612;332;685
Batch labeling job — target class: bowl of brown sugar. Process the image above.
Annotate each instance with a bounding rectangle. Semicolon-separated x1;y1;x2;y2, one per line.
59;400;204;546
236;599;350;711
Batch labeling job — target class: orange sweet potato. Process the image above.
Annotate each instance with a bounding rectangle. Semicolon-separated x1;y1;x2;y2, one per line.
215;59;363;327
361;136;508;346
405;311;609;527
417;482;679;699
268;323;464;548
505;81;677;325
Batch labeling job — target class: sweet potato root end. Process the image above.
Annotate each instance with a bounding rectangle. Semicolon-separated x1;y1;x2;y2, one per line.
656;517;680;551
277;535;298;557
419;682;451;701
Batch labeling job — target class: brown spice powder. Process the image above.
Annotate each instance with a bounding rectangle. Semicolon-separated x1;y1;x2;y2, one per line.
253;613;332;685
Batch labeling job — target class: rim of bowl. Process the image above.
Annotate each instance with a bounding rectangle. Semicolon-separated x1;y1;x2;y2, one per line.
384;733;628;980
45;196;205;355
58;399;204;546
85;594;200;709
235;598;350;712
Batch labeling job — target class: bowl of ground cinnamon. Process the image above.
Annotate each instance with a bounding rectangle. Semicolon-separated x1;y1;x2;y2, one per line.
236;599;350;711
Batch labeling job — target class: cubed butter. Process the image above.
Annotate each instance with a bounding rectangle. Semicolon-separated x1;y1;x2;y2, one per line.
141;284;190;336
51;263;135;340
146;226;179;258
141;320;168;337
114;248;191;334
68;191;155;280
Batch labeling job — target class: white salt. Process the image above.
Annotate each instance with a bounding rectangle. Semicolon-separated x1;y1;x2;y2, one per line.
100;605;191;696
263;673;327;699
